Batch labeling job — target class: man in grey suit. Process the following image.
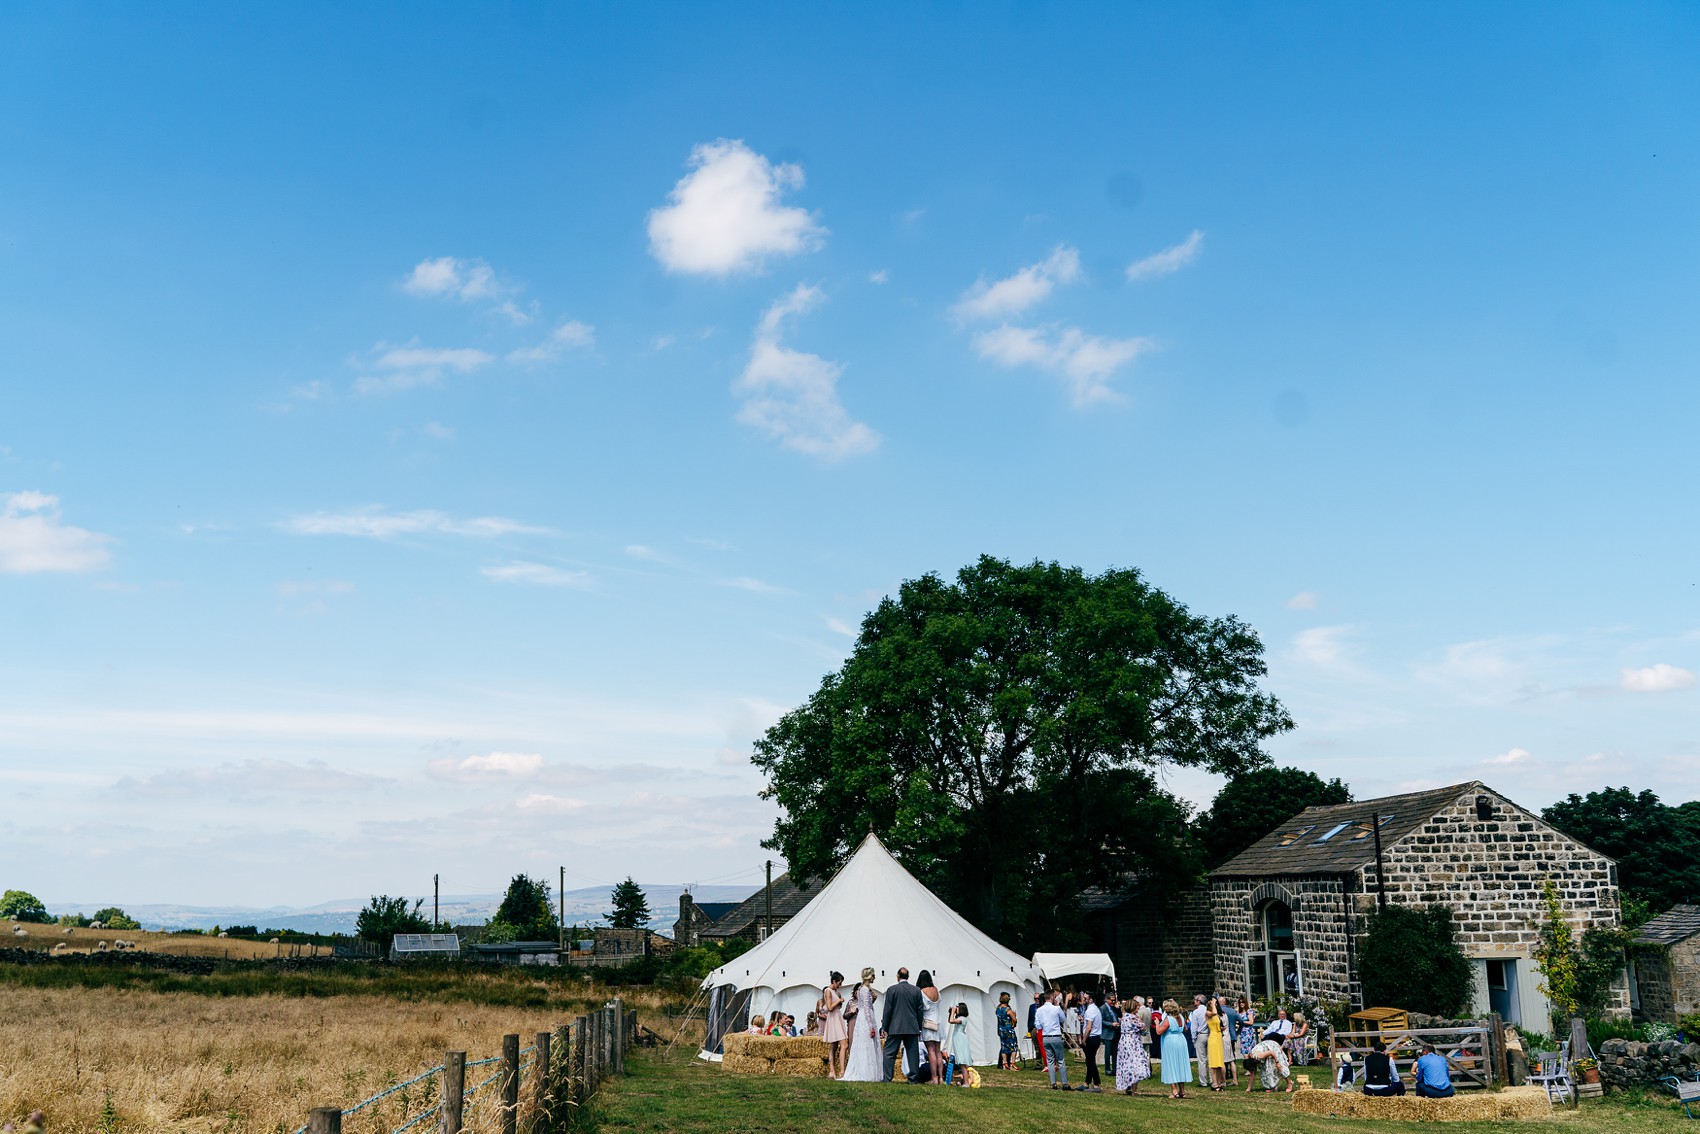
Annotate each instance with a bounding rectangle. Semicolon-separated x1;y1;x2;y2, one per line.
880;967;924;1082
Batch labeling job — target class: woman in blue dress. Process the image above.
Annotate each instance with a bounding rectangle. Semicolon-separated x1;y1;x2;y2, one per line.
1157;997;1193;1099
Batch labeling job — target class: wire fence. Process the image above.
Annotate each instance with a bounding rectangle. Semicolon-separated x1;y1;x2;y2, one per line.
297;1000;637;1134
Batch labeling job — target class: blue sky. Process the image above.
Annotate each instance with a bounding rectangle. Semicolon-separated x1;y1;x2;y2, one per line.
3;3;1697;909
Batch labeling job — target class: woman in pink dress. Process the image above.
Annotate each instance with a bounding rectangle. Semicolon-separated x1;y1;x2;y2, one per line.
821;970;849;1078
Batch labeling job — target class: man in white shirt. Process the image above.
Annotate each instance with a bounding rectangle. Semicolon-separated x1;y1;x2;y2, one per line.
1080;992;1104;1090
1189;995;1209;1088
1262;1007;1294;1045
1034;992;1070;1090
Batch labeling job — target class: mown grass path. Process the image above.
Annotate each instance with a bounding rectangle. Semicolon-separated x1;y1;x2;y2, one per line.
601;1048;1688;1133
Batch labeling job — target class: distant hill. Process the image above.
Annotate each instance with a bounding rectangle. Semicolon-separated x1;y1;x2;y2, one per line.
43;883;758;936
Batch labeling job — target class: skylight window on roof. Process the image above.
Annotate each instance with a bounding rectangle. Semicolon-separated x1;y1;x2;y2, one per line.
1276;825;1317;847
1348;814;1395;840
1315;822;1351;843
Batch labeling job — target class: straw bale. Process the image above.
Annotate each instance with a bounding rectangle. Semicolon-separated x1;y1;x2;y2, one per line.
721;1033;754;1057
1290;1085;1551;1122
771;1057;829;1077
721;1053;775;1075
773;1036;828;1060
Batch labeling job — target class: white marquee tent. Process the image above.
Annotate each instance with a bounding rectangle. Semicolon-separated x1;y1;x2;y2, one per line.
1031;952;1116;984
700;833;1045;1065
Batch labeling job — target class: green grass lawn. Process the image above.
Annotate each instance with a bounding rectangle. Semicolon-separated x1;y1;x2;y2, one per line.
598;1047;1690;1133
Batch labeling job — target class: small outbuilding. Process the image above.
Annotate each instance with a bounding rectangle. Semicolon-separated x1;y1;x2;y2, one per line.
390;932;461;961
1630;904;1700;1024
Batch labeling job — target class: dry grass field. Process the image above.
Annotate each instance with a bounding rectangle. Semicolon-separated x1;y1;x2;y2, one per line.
0;983;672;1134
6;926;313;961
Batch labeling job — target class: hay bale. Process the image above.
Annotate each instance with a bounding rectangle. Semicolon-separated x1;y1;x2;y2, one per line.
1290;1086;1551;1122
773;1036;828;1060
721;1053;774;1075
721;1033;755;1057
771;1057;828;1077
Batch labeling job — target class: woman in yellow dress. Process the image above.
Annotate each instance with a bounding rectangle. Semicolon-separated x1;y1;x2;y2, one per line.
1206;998;1226;1090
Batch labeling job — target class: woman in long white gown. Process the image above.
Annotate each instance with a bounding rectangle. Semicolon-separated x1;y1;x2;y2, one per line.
840;966;884;1082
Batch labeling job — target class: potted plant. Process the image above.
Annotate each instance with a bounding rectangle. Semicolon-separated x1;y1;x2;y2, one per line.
1571;1056;1600;1085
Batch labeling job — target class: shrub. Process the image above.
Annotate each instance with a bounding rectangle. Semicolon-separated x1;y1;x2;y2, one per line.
1678;1013;1700;1042
1;890;51;923
1357;903;1474;1016
93;908;142;931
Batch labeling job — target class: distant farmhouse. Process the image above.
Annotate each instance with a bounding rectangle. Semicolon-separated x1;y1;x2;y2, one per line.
1091;781;1627;1028
1630;904;1700;1023
675;873;823;946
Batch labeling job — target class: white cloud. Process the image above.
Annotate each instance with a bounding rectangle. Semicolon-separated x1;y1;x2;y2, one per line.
493;301;536;326
869;269;889;285
514;792;589;815
428;751;544;780
114;759;387;798
825;616;857;638
623;545;670;564
402;257;506;301
1125;229;1205;281
972;323;1151;407
1286;591;1320;611
281;508;548;539
719;576;787;594
374;345;492;372
1292;625;1354;668
506;320;595;365
0;491;113;573
420;422;456;441
480;562;593;588
646;139;825;275
733;285;879;459
1484;747;1533;766
953;245;1081;322
1621;664;1696;693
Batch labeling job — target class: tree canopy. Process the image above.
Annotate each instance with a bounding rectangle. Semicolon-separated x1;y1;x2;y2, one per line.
1196;766;1352;867
752;556;1293;950
355;895;430;951
1357;904;1475;1017
1541;787;1700;914
494;874;557;940
0;890;50;923
608;878;652;930
92;907;141;930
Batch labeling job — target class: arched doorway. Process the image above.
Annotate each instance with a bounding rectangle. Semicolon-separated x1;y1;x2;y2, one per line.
1247;899;1301;999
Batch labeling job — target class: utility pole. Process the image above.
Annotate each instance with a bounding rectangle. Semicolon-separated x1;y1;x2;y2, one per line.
1371;811;1388;911
764;860;774;941
559;866;566;954
434;873;439;929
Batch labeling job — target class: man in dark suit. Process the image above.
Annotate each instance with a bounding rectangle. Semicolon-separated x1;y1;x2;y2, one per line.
880;967;924;1082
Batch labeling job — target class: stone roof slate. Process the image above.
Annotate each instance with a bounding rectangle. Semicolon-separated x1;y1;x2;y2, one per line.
701;872;822;939
1210;781;1483;878
1635;904;1700;946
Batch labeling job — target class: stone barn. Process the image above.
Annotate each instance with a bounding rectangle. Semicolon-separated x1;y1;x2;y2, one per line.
1209;780;1626;1027
1629;904;1700;1024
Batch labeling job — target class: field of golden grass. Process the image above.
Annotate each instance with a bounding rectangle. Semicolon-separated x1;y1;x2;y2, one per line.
0;983;669;1134
6;925;311;961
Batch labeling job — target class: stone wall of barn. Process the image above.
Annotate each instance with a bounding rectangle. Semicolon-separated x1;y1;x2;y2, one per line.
1092;887;1214;1000
1633;938;1700;1023
1209;875;1360;1007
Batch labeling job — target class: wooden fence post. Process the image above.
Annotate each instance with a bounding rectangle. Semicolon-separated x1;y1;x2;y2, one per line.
1490;1013;1509;1087
308;1108;341;1134
443;1051;465;1134
612;999;624;1074
501;1033;520;1134
533;1030;552;1134
573;1015;588;1109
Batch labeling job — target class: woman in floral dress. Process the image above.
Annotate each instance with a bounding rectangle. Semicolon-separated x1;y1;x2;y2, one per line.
1116;1003;1151;1093
995;992;1020;1070
1237;998;1259;1058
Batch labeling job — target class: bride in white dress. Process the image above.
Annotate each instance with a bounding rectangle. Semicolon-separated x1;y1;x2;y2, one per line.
840;966;884;1082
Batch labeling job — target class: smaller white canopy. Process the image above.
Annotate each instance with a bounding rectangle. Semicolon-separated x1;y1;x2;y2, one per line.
1032;951;1116;983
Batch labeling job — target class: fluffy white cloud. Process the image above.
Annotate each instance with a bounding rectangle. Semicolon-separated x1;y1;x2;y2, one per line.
1292;625;1354;668
953;245;1080;321
718;576;787;594
1484;747;1533;766
480;562;593;588
1621;663;1697;693
972;323;1151;407
647;139;825;275
281;508;548;539
1126;229;1204;281
402;256;505;301
733;285;879;459
0;491;113;573
1286;591;1320;610
506;320;595;365
825;616;857;638
428;751;545;780
353;342;494;396
514;792;589;814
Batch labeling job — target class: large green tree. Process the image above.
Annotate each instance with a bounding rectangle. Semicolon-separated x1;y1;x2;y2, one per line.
751;556;1292;950
608;878;652;929
92;907;141;930
355;895;430;952
1541;788;1700;913
1196;766;1353;867
494;874;557;940
1;890;50;923
1357;904;1475;1016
